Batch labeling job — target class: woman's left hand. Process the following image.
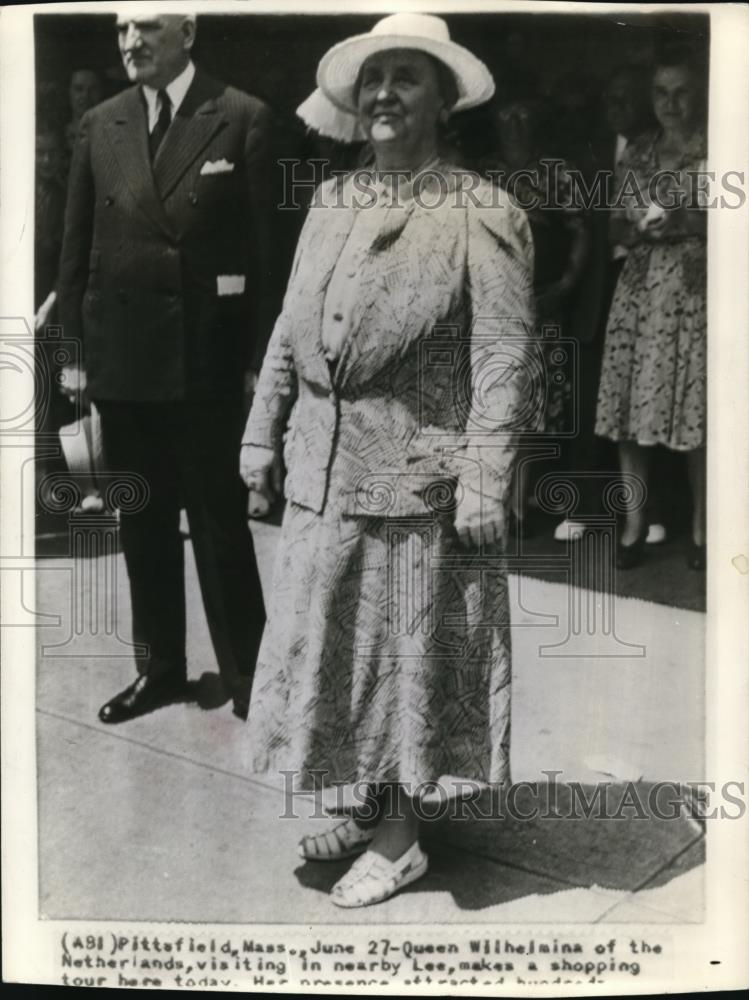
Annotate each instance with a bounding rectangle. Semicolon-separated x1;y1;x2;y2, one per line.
639;209;674;241
454;489;506;548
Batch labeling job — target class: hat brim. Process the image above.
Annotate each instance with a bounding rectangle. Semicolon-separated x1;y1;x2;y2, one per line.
296;87;366;143
317;32;495;115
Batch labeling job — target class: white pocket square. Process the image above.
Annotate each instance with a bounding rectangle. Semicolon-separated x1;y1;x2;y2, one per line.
217;275;246;296
200;158;235;175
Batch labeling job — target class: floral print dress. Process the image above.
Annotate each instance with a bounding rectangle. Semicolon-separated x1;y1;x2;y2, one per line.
595;129;707;451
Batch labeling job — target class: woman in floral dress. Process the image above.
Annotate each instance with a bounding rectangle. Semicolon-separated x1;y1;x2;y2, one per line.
595;56;707;569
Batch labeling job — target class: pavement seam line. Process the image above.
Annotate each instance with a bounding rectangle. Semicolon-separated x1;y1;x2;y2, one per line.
37;706;285;798
630;831;706;893
593;889;703;925
591;832;706;923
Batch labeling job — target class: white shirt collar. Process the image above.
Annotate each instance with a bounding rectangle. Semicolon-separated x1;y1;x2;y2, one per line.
142;60;195;128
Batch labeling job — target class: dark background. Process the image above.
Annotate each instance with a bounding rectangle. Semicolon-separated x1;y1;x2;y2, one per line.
35;9;710;281
35;10;709;116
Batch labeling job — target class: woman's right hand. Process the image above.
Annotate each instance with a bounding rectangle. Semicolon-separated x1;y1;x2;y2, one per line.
240;445;283;518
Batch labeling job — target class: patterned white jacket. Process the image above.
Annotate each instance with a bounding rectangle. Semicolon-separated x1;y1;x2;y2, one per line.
243;164;536;519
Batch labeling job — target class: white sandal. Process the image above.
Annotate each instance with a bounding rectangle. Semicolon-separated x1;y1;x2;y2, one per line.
330;841;428;908
298;817;375;862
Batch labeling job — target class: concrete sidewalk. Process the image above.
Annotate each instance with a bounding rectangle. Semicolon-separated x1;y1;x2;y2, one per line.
35;519;705;924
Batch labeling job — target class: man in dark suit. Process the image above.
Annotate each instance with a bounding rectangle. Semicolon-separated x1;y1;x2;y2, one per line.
555;65;651;541
58;11;271;722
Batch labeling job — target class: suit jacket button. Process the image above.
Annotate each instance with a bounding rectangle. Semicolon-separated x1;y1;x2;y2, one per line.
105;196;114;206
188;192;198;206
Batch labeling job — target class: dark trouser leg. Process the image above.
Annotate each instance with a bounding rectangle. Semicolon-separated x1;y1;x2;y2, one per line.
175;400;266;700
96;402;186;680
568;258;625;518
566;335;608;518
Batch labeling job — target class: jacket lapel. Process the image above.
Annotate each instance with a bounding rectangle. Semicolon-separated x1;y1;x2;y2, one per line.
281;184;357;388
104;88;176;239
152;70;228;200
333;168;453;388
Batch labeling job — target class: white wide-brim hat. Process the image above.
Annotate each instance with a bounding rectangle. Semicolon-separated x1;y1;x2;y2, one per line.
297;13;495;143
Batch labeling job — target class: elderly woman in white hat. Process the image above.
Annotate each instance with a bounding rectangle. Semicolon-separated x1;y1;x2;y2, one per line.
241;13;536;908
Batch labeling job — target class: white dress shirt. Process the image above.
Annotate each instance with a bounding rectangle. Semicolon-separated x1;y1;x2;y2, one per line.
142;60;196;132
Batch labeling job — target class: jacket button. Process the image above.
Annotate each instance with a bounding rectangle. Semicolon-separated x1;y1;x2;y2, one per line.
105;196;114;206
188;192;198;206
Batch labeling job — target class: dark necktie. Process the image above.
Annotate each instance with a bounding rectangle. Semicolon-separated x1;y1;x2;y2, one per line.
149;90;171;161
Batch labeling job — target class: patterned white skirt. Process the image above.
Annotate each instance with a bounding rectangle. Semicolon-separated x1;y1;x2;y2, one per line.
246;500;513;790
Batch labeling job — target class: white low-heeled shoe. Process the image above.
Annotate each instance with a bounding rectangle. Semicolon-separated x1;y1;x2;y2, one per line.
646;522;667;545
554;519;586;542
330;841;428;908
298;816;375;862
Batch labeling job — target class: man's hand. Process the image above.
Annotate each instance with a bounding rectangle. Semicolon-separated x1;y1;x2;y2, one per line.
59;364;87;403
243;369;259;416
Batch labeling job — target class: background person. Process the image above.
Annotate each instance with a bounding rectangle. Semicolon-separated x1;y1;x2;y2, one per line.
35;122;76;517
65;68;104;161
594;54;707;570
477;95;589;535
554;64;652;542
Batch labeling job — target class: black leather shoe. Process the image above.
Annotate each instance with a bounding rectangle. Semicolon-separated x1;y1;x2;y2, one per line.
232;695;250;721
616;530;647;570
686;541;706;571
99;673;190;724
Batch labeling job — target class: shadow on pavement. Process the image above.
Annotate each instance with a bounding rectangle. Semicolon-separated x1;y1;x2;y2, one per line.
294;782;704;912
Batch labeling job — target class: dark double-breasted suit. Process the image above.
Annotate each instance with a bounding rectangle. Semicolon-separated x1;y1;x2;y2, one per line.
58;67;271;699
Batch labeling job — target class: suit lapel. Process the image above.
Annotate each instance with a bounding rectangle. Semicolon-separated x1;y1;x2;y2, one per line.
105;88;176;239
152;70;228;200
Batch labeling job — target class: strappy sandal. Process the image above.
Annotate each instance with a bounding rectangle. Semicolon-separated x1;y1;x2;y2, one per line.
298;817;375;862
330;842;428;908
